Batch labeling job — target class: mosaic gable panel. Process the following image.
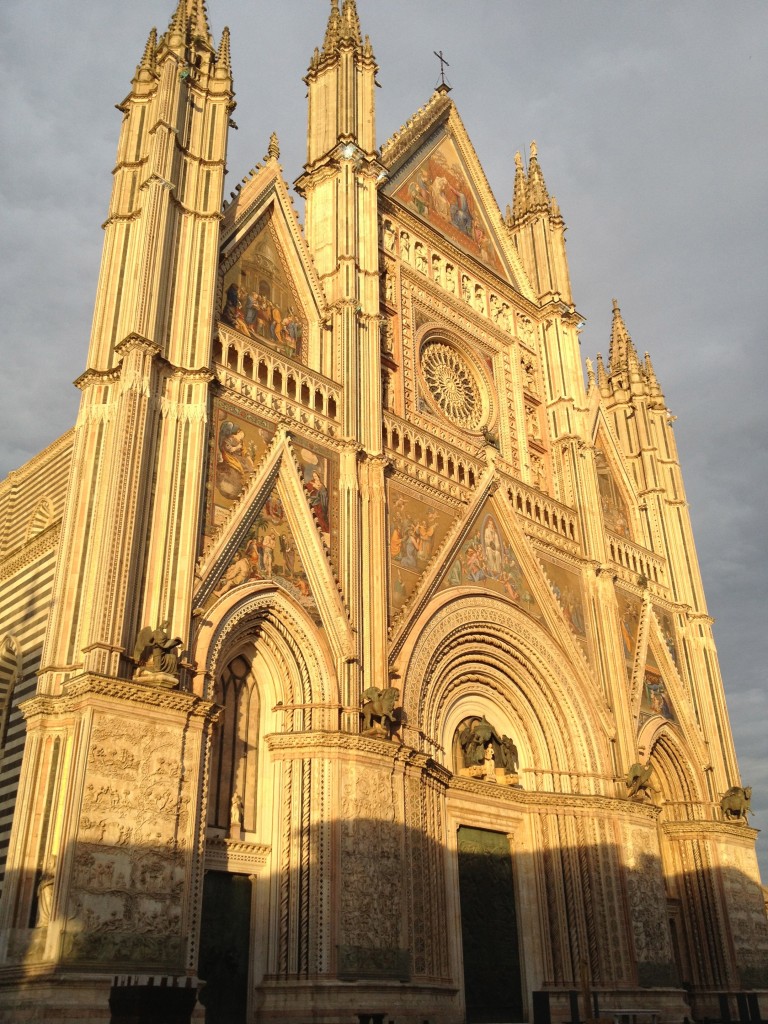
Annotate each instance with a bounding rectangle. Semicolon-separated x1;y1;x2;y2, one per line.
539;556;588;650
640;650;676;726
220;220;306;360
440;505;542;621
616;590;642;679
206;401;277;532
394;135;505;274
653;606;679;668
388;484;454;615
595;446;631;538
211;485;322;626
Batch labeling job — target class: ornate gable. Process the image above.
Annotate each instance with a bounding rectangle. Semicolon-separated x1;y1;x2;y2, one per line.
381;99;533;297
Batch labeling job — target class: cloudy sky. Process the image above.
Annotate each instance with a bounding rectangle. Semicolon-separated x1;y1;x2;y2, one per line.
2;2;766;875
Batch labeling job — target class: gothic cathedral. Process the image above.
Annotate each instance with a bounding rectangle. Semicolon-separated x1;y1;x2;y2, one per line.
0;2;765;1023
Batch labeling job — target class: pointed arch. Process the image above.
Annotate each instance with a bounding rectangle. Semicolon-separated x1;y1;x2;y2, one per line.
0;636;22;764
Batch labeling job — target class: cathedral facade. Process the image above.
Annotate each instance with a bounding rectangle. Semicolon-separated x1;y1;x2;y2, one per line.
0;2;765;1022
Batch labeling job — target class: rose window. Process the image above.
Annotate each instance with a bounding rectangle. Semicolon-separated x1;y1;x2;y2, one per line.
421;341;482;429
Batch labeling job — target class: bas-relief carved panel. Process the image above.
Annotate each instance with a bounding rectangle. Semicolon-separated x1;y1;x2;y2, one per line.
595;446;631;538
388;483;454;615
393;134;505;274
61;716;196;966
622;826;677;987
339;765;404;976
717;841;768;987
439;503;542;622
220;220;306;361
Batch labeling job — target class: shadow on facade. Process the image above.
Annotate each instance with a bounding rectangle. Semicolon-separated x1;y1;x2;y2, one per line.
0;813;766;1024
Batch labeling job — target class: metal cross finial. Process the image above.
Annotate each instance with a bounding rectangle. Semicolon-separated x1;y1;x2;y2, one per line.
434;50;451;89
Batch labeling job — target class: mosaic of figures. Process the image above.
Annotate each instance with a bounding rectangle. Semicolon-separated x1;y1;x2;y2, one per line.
211;484;322;625
394;135;505;273
539;557;588;651
640;651;676;725
441;507;542;621
595;447;631;537
388;485;454;615
654;606;679;667
617;591;642;678
206;403;276;531
220;223;305;360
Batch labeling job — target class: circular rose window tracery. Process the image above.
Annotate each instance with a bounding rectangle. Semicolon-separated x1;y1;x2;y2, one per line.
421;341;483;429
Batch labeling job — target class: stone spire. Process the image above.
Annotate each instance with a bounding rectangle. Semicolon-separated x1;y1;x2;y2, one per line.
340;0;362;45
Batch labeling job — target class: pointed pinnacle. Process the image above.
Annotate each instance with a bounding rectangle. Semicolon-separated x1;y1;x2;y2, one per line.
610;299;638;380
216;26;231;77
585;357;596;390
135;27;157;80
512;150;529;222
527;140;550;210
165;0;187;51
323;0;342;52
341;0;362;44
187;0;212;44
643;351;663;399
596;352;609;391
265;132;280;162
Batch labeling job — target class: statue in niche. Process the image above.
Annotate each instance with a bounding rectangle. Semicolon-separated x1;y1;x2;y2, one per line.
400;231;411;263
498;735;519;774
445;264;456;294
461;275;472;303
457;717;520;785
132;621;182;687
720;785;752;823
382;219;396;252
415;243;427;274
432;254;442;286
35;860;56;927
625;761;654;798
230;792;244;830
361;686;401;739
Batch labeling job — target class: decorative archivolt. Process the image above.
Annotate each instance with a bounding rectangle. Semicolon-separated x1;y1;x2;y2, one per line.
640;722;706;808
193;585;339;733
399;594;610;782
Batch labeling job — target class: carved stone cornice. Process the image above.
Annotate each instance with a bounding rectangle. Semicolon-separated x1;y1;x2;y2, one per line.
205;835;271;873
449;776;660;820
661;819;759;842
21;674;221;722
265;730;407;758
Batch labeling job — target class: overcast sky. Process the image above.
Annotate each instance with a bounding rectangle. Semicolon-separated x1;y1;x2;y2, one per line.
2;1;766;877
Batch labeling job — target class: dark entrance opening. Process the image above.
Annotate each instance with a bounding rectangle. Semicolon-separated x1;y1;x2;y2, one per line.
197;870;252;1024
457;826;524;1023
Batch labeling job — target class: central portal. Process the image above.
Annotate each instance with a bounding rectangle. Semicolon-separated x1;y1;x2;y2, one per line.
457;826;524;1023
